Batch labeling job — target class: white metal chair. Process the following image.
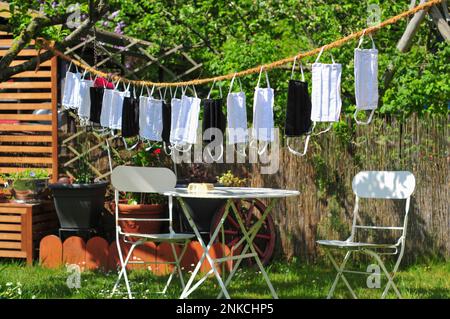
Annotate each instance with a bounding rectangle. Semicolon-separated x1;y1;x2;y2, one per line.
317;171;416;299
110;166;195;299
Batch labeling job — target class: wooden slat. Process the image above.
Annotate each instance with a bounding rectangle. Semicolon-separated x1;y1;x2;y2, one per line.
0;114;52;121
0;157;53;164
0;207;25;214
0;39;36;46
0;103;52;110
51;56;58;183
0;241;21;249
0;250;26;258
0;124;53;131
0;167;52;174
9;60;51;67
0;146;53;153
11;71;51;78
0;233;21;240
0;92;52;99
0;49;46;57
0;81;52;89
0;135;52;142
0;223;21;231
0;215;21;223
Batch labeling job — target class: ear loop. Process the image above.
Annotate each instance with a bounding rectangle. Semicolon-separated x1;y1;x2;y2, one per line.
291;56;306;82
354;29;376;125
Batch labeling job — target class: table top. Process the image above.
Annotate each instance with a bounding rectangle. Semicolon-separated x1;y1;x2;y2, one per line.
164;187;300;199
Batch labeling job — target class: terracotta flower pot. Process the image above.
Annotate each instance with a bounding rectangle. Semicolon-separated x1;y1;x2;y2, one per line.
113;203;166;235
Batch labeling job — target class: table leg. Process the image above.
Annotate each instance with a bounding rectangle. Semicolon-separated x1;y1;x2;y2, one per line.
178;198;232;299
218;198;278;299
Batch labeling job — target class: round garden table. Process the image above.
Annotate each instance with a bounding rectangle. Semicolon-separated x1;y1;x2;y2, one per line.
164;187;300;299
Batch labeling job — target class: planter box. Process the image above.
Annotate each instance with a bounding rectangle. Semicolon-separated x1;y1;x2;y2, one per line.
0;201;58;264
49;182;108;229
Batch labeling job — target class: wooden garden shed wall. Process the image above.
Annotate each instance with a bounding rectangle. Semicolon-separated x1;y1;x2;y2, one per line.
0;31;58;182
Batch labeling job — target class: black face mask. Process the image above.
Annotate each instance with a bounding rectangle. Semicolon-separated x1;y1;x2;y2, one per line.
161;101;171;144
285;80;312;137
202;98;226;143
121;96;139;138
89;87;104;124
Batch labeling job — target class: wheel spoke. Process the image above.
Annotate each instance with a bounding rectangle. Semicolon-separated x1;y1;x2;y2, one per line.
226;213;240;230
228;237;240;247
252;242;264;256
223;229;238;235
255;233;271;240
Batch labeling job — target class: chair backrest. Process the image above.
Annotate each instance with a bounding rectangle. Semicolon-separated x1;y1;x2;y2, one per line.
352;171;415;199
111;166;176;193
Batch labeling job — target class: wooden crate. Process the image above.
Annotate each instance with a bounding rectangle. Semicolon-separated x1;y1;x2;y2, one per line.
0;201;58;264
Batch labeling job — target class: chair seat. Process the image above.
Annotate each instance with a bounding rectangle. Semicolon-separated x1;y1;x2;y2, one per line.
122;232;195;242
316;240;397;250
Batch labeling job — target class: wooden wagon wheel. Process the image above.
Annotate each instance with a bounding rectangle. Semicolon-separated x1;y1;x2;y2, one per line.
210;199;276;266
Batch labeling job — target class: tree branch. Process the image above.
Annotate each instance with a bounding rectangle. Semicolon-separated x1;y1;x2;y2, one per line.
0;0;108;82
429;5;450;40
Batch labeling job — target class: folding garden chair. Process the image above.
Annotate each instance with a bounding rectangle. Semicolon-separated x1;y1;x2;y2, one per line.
110;166;195;299
317;171;416;299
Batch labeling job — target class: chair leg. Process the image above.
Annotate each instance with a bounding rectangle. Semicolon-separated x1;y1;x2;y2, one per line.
364;250;402;299
111;241;139;299
326;250;357;299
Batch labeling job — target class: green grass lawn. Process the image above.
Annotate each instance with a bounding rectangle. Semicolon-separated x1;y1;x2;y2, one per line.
0;259;448;299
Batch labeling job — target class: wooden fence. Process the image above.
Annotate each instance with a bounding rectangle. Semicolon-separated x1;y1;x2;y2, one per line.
233;114;449;264
0;32;58;181
60;112;449;264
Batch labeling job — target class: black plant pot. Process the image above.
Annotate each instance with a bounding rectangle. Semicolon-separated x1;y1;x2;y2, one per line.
49;181;108;229
175;183;226;234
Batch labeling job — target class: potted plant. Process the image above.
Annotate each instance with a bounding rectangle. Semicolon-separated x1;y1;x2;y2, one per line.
111;146;168;236
0;169;50;203
49;143;108;230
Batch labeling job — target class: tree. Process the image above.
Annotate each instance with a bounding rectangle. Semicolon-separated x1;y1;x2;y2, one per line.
0;0;109;81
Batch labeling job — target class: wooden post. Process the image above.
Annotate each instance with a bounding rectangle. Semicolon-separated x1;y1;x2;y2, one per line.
51;56;58;183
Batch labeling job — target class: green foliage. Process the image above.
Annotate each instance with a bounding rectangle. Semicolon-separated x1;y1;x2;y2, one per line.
217;170;247;187
5;0;449;124
0;169;49;181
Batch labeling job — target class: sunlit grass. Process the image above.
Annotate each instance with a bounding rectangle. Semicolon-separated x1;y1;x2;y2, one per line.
0;259;448;299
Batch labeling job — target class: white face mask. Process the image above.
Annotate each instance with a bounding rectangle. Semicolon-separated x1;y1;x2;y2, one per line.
354;34;378;125
252;69;275;143
100;88;114;128
169;95;183;146
62;63;81;110
226;75;248;144
139;96;163;142
311;48;342;134
76;74;94;125
100;81;128;130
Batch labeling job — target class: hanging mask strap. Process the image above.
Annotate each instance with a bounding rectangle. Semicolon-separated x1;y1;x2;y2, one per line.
206;144;224;162
357;29;376;49
291;57;306;82
315;46;335;64
256;66;270;88
139;83;145;97
312;122;333;136
163;141;172;155
354;108;376;125
192;85;198;98
163;87;168;101
122;136;140;151
207;80;216;99
287;135;311;157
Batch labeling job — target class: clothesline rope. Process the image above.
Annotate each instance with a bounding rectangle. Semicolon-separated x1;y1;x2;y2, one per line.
37;0;443;88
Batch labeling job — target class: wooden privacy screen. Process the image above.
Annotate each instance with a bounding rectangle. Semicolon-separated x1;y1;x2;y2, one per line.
0;32;58;181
